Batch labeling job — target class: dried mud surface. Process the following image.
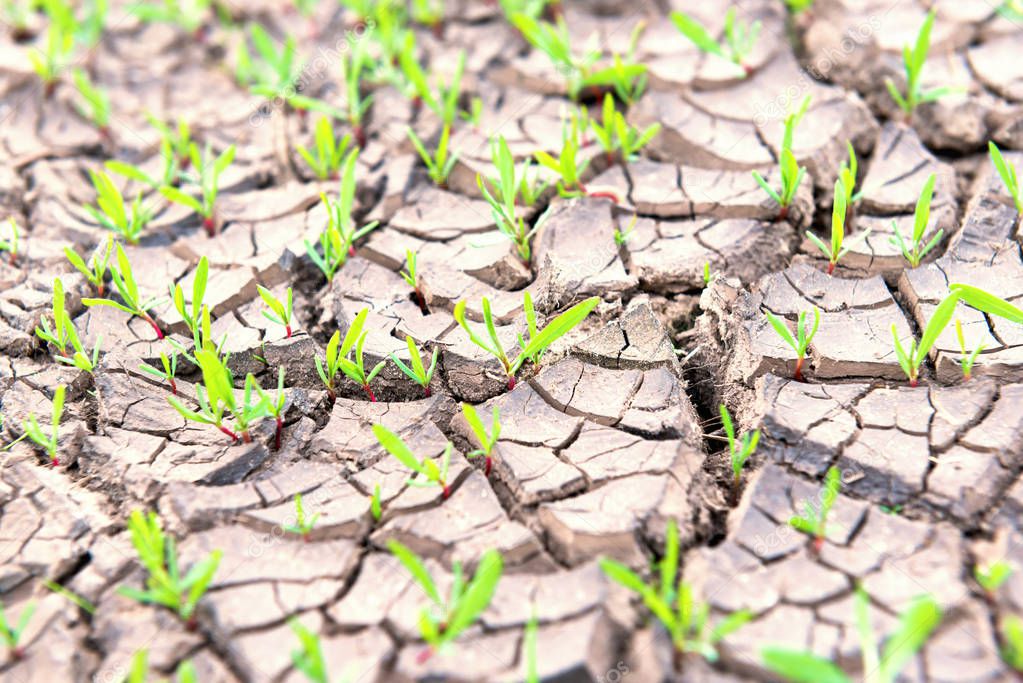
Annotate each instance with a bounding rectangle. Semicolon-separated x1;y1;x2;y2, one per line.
2;1;1023;682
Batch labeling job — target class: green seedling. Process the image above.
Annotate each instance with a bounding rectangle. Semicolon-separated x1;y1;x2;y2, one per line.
454;294;599;389
391;336;438;398
885;10;960;116
238;23;301;93
255;367;287;450
35;278;73;358
84;170;154;245
951;283;1023;324
399;37;465;125
892;290;959;387
534;119;593;199
147;113;193;169
614;215;638;247
407;123;458;187
65;239;112;296
133;0;211;37
56;320;101;374
989;141;1022;214
789;466;840;554
720;404;758;501
106;146;178;190
140;350;179;395
752;96;809;221
283;493;320;541
484;136;548;209
975;560;1012;601
370;483;382;521
837;142;862;206
160;142;235;237
401;250;427;311
297;116;352;180
0;598;36;661
411;0;443;34
306;150;378;282
477;174;540;266
126;650;198;683
784;0;814;13
290;619;329;683
524;612;539;683
955;319;985;381
601;519;751;660
71;69;110;140
462;402;500;477
44;580;96;615
21;385;65;467
388;540;503;660
119;510;222;629
671;7;760;76
1002;615;1023;672
586;25;650;105
83;243;165;338
589;93;660;164
28;1;75;95
703;262;716;286
891;174;941;268
763;586;941;683
169;351;269;442
169;255;208;344
316;308;384;402
765;306;819;382
1;218;19;266
338;38;373;147
806;178;870;275
258;285;294;338
374;424;453;499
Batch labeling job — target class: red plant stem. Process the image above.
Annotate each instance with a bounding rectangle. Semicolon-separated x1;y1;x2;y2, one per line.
485;456;492;477
826;261;836;275
964;371;972;382
185;614;199;632
507;376;517;390
348;245;357;257
423;386;432;398
327;388;336;403
793;356;804;382
743;63;754;77
587;190;620;203
274;417;283;451
8;253;16;266
11;645;25;660
354;125;366;149
812;535;824;555
909;378;919;388
442;483;450;499
143;314;165;340
431;22;443;39
241;430;252;444
97;282;104;296
414;289;427;313
51;457;60;468
416;647;434;665
363;385;377;402
169;378;178;396
778;205;789;222
98;126;112;146
218;425;240;442
203;215;216;237
285;325;292;339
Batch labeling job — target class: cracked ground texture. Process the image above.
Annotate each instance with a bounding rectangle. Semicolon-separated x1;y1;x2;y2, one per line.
1;0;1023;681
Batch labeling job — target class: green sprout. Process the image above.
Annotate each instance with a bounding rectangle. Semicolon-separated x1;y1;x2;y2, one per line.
955;319;985;381
168;350;269;442
289;619;330;683
71;69;110;139
1002;615;1023;673
20;385;65;467
534;118;591;198
305;150;378;282
255;367;287;450
28;1;76;95
118;510;222;629
139;350;179;395
752;96;809;222
601;519;751;659
837;142;862;206
989;141;1022;214
43;579;96;615
585;25;650;105
806;178;870;275
169;255;208;345
83;243;165;339
477;176;541;266
671;7;761;77
951;283;1023;324
589;93;660;164
885;10;960;116
283;493;320;541
374;424;453;499
297;116;352;180
484;136;548;209
399;38;466;125
614;215;637;247
370;483;382;521
401;249;427;311
258;285;294;339
407;123;458;187
388;540;503;659
454;294;599;390
160;142;236;237
238;23;301;94
338;38;373;147
0;218;18;266
789;466;840;554
523;612;539;683
0;598;36;661
316;308;384;402
390;336;438;399
133;0;211;37
35;278;73;358
65;239;112;296
106;145;179;190
890;173;941;268
892;291;959;387
720;404;758;501
147;113;192;169
703;262;716;286
462;402;500;477
974;560;1011;601
783;0;814;14
84;170;154;245
411;0;443;32
764;306;820;382
126;650;198;683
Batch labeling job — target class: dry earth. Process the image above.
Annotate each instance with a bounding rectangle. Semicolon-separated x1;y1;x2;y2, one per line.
1;0;1023;681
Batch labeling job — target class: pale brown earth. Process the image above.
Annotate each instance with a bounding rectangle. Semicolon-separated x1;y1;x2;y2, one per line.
1;1;1023;682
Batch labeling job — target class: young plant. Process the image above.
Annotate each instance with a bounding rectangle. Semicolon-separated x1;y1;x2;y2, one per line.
950;283;1023;325
315;308;383;401
391;337;438;398
614;215;637;246
338;39;373;147
147;112;193;169
891;173;941;268
752;97;809;221
892;290;959;387
587;32;649;105
806;178;870;275
407;123;458;187
305;150;378;282
837;142;862;206
411;0;443;33
133;0;211;37
989;141;1022;214
477;174;540;266
35;278;73;358
401;249;427;311
72;69;111;140
56;320;101;374
462;402;500;477
374;424;453;499
534;123;591;198
255;367;287;450
788;466;840;554
763;586;941;683
1002;615;1023;673
720;404;759;501
84;170;154;245
83;243;165;339
885;10;959;116
388;540;503;659
168;255;208;345
0;218;19;266
589;93;660;164
238;23;301;94
764;306;820;382
118;509;222;629
28;2;75;95
370;483;382;521
508;13;593;100
160;142;236;236
21;385;65;467
974;560;1011;601
600;519;751;660
283;493;320;541
290;619;329;683
671;7;761;76
454;294;599;389
484;136;548;209
258;286;294;338
955;319;985;381
140;350;179;395
65;240;112;296
126;650;198;683
703;262;716;286
783;0;814;13
0;599;36;661
173;353;269;442
297;116;352;180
